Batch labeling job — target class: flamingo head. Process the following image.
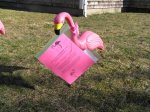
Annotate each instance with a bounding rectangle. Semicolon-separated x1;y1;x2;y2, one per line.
54;12;75;35
54;12;67;35
54;23;63;35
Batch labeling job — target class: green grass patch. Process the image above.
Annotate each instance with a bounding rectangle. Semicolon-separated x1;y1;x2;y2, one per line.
0;9;150;112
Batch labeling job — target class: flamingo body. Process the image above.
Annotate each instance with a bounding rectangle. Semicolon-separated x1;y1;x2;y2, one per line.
0;20;5;35
54;12;104;51
78;31;104;50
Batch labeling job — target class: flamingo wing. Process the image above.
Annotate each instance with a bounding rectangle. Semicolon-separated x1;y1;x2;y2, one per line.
86;32;104;51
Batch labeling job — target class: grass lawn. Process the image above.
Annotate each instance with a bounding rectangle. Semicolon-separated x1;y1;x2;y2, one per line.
0;9;150;112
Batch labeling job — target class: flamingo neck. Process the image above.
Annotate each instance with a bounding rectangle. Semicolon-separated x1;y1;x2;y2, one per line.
72;34;82;48
62;13;81;48
64;13;75;30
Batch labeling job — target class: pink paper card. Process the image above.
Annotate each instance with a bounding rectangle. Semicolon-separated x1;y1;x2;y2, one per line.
37;33;96;84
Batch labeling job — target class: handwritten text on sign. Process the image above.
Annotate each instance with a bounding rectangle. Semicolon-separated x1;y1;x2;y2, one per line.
38;34;95;84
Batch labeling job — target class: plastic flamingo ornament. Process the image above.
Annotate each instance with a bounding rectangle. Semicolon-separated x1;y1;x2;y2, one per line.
0;20;5;35
54;12;104;51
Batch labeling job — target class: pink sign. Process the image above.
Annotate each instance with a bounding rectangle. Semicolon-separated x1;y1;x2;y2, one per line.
37;33;95;84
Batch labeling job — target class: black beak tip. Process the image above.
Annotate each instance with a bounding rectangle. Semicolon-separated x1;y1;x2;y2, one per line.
55;30;60;35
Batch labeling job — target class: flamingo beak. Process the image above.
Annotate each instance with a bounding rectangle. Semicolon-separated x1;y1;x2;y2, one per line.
0;27;5;35
54;23;63;35
0;29;5;35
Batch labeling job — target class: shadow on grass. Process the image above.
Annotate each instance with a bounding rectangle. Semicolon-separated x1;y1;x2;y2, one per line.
62;67;150;111
0;65;34;89
1;98;73;112
0;65;28;74
66;87;150;112
29;64;150;112
92;67;150;83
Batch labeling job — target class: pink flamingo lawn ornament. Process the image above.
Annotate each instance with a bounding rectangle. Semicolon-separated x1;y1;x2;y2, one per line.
54;12;104;51
0;20;5;35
